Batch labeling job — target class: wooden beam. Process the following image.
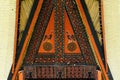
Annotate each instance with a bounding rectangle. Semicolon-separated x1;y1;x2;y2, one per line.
100;0;108;73
76;0;109;80
96;70;102;80
18;70;24;80
12;0;43;80
12;0;20;74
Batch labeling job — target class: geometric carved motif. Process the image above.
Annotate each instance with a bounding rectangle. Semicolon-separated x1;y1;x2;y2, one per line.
24;65;97;79
24;0;96;66
64;11;81;53
11;0;112;80
38;11;55;53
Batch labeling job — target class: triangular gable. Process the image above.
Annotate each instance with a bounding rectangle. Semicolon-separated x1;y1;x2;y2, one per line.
12;0;111;80
23;0;96;65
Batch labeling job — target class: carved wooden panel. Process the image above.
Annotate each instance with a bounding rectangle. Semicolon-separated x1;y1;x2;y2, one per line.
23;0;96;66
24;65;97;79
24;66;37;78
13;0;113;79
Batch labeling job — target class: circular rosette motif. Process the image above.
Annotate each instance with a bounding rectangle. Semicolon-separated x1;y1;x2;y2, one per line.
43;42;52;51
67;42;77;51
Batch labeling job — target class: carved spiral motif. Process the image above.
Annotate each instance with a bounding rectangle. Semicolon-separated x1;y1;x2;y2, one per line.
43;42;52;51
67;42;76;51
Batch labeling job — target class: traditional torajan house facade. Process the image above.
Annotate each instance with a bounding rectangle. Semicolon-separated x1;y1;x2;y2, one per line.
9;0;113;80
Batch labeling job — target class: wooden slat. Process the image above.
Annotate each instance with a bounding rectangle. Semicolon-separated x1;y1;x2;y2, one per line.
12;0;20;74
101;0;108;72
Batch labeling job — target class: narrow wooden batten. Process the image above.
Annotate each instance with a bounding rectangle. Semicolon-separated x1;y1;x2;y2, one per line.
18;70;24;80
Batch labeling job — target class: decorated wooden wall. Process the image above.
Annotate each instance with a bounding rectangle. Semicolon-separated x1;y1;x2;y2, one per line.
11;0;113;80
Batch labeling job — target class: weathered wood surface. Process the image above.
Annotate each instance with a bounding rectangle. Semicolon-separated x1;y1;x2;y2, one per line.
85;0;102;45
19;0;34;44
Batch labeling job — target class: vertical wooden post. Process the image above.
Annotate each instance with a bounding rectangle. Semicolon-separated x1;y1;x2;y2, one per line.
18;70;24;80
96;70;102;80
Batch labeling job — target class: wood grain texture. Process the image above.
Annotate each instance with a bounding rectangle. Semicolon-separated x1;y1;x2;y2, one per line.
19;0;34;44
85;0;102;45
